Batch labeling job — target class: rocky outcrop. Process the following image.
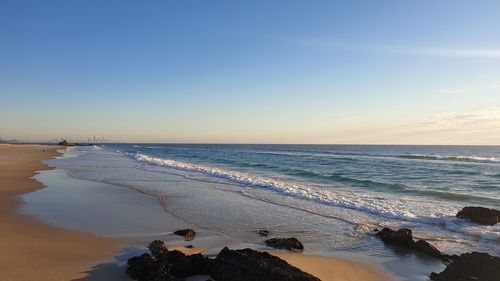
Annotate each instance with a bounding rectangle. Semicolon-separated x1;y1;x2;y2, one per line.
127;253;182;281
210;247;320;281
265;237;304;251
58;140;68;146
174;229;196;240
456;206;500;226
376;228;442;259
127;240;321;281
126;240;212;281
430;252;500;281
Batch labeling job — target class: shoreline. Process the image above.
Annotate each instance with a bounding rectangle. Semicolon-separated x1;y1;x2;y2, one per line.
2;144;396;281
0;144;121;281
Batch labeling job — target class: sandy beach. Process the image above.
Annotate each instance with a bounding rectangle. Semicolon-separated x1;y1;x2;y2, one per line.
0;144;395;281
0;144;119;281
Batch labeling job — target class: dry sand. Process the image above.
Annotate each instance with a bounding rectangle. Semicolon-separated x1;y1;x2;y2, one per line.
272;251;393;281
0;144;120;281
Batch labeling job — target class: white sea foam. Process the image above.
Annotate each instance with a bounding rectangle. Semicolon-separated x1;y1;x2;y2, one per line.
134;153;470;227
398;154;500;164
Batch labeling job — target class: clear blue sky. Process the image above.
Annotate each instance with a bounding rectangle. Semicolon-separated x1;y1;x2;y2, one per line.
1;0;500;144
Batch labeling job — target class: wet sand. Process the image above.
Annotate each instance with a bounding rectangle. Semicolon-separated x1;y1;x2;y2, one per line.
0;144;120;281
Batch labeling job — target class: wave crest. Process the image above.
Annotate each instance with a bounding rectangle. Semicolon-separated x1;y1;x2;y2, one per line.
397;154;499;164
133;153;466;224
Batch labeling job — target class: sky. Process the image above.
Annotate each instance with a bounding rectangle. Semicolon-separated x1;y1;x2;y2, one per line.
1;0;500;144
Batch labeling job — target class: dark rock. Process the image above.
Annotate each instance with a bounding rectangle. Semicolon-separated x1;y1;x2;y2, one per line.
127;240;212;280
158;251;212;278
58;140;68;146
265;237;304;251
430;252;500;281
456;206;500;226
376;228;414;248
185;245;194;249
441;254;459;261
210;247;320;281
126;253;181;281
413;240;442;258
148;240;168;258
376;228;443;259
258;229;270;237
174;229;196;240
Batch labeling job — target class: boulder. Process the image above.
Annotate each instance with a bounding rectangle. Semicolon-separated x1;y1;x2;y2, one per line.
376;228;443;259
210;247;320;281
430;252;500;281
456;206;500;226
174;229;196;240
265;237;304;251
376;228;414;248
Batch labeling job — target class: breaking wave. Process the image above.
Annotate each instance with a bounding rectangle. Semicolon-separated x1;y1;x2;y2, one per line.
397;154;499;164
134;153;468;225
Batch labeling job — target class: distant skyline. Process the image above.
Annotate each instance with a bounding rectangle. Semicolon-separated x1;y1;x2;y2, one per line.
1;0;500;144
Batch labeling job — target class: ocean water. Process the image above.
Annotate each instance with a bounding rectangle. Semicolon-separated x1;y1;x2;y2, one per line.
90;145;499;250
24;144;500;280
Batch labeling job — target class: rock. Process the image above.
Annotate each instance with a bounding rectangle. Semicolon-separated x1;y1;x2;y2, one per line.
127;240;212;280
441;254;459;261
413;240;442;258
376;228;414;248
58;140;68;146
210;247;320;281
158;251;212;278
456;206;500;226
174;229;196;240
430;252;500;281
376;228;443;259
185;245;194;249
148;240;168;258
258;229;270;237
265;237;304;251
126;253;181;281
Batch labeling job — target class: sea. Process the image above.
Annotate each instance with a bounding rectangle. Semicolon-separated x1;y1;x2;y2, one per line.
22;144;500;280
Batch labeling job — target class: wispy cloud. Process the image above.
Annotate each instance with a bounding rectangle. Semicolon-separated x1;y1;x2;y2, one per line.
324;107;500;145
492;83;499;88
371;45;500;58
439;89;463;94
303;40;500;58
